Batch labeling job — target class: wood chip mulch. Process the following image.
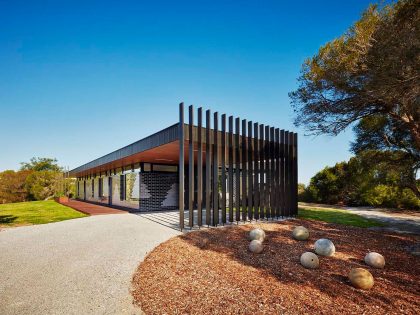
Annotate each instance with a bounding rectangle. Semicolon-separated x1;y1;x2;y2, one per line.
131;219;420;314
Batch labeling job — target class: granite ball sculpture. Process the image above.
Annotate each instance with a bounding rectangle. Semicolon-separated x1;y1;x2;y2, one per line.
249;240;264;254
292;226;309;241
349;268;374;290
364;252;385;269
249;228;266;242
300;252;319;269
314;238;336;256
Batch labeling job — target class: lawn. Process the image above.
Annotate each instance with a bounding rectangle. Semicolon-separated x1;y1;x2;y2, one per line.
0;200;86;227
226;206;384;228
298;207;384;228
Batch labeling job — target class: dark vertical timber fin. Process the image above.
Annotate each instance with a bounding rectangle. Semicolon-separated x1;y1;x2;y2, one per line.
241;119;247;221
197;107;203;226
265;125;270;219
188;105;194;228
284;131;290;217
275;128;280;218
294;133;298;216
280;129;285;217
235;118;241;222
253;123;259;220
205;110;212;226
289;132;294;217
259;124;265;219
228;116;234;223
221;114;227;224
270;127;275;219
179;103;185;230
247;121;253;220
213;112;219;226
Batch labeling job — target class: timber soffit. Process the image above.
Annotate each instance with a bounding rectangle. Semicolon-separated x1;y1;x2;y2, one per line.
70;123;179;176
70;123;260;177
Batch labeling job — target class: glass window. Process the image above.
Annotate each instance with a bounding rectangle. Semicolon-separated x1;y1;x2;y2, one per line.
152;164;177;172
142;163;151;172
119;174;125;201
98;178;103;197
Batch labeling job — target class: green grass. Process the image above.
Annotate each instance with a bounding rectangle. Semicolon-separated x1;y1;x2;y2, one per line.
226;206;383;228
298;207;385;228
0;200;86;227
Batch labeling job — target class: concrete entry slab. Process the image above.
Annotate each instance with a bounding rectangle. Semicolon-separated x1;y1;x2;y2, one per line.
136;209;289;231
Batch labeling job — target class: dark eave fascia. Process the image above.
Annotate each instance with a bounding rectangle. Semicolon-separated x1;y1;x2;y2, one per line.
69;123;179;177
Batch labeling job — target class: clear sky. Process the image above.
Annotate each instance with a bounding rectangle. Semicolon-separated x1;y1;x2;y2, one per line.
0;0;377;184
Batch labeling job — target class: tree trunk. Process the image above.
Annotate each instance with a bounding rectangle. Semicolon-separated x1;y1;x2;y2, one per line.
406;182;420;200
411;124;420;151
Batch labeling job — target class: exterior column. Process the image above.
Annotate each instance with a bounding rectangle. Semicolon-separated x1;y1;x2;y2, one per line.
179;102;185;230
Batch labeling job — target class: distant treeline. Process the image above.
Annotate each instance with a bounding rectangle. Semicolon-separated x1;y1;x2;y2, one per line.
0;158;74;204
299;152;419;210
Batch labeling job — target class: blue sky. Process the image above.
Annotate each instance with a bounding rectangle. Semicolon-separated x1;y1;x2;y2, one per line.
0;0;377;184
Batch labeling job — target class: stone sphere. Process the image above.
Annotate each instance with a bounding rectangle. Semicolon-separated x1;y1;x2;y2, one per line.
292;226;309;241
349;268;374;290
249;240;263;254
314;238;336;256
249;228;266;242
364;252;385;269
300;252;319;269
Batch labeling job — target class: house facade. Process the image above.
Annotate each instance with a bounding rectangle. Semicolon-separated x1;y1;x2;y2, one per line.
70;103;298;229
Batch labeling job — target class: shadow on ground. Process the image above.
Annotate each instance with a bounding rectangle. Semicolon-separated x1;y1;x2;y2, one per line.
133;218;420;314
0;215;17;225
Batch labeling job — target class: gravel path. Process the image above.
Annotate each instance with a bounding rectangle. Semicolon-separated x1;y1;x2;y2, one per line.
0;214;180;315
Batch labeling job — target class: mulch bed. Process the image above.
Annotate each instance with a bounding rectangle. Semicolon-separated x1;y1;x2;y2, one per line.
132;219;420;314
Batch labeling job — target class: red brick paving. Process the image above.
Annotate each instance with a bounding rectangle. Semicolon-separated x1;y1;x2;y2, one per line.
58;199;129;216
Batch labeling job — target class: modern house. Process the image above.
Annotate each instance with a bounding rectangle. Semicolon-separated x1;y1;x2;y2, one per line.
70;103;298;229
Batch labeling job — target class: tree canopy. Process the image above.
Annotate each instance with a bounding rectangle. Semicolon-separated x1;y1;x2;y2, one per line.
290;0;419;146
351;116;419;197
300;154;420;209
0;157;73;204
0;170;32;204
290;0;419;198
20;157;62;172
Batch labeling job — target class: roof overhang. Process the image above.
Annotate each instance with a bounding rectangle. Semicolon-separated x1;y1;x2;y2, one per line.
70;123;179;177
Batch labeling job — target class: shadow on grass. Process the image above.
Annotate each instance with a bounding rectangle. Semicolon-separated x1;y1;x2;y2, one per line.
0;215;17;225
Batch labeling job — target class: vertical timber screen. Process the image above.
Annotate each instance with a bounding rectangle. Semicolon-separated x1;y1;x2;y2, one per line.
179;103;298;230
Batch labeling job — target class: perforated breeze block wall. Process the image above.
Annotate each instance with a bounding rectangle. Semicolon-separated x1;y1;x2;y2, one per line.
140;173;178;211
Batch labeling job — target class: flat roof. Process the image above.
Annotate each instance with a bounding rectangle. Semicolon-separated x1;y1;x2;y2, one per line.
70;123;179;177
70;122;282;177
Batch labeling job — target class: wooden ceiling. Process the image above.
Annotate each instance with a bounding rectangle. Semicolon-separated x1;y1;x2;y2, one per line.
74;140;224;177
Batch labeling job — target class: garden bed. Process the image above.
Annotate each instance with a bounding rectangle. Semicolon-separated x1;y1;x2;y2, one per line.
132;219;419;314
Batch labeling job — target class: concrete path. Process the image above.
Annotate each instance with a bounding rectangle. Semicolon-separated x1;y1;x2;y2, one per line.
0;214;180;315
299;202;420;235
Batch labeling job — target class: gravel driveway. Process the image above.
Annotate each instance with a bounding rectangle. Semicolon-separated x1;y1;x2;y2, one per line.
0;214;180;315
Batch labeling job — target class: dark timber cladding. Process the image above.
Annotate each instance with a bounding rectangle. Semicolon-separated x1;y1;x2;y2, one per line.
178;103;298;229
